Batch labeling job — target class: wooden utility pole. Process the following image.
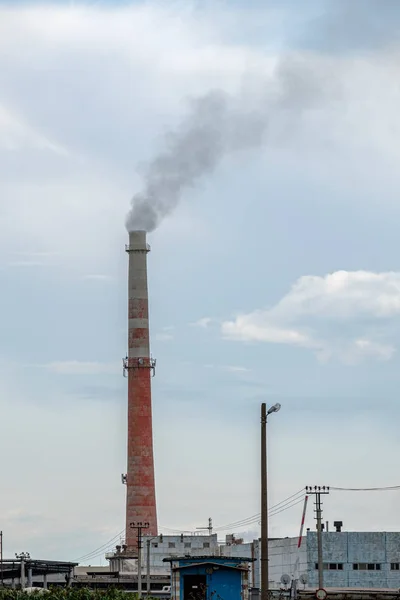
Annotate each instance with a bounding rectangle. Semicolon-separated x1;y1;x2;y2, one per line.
305;486;330;589
261;403;281;600
0;531;3;586
261;404;268;600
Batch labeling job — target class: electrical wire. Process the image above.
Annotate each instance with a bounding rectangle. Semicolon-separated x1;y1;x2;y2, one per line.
77;490;306;562
331;485;400;491
213;489;305;532
75;529;124;562
269;497;304;517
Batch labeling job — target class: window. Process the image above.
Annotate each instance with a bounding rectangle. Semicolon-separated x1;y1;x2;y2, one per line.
203;542;210;549
315;563;343;571
184;543;191;549
391;563;400;571
168;543;176;548
353;563;381;571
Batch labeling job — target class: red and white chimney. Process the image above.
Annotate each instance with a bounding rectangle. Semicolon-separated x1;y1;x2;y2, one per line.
124;230;157;552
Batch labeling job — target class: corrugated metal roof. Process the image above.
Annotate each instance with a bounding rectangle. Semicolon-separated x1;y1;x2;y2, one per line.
163;556;255;563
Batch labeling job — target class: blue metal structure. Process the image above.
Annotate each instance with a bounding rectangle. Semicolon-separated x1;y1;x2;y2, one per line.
164;556;253;600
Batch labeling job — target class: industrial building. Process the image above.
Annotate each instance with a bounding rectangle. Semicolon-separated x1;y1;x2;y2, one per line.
0;557;77;589
246;529;400;590
105;528;400;592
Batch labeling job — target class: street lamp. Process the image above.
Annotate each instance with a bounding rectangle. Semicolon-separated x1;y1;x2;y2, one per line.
261;403;281;600
267;403;281;416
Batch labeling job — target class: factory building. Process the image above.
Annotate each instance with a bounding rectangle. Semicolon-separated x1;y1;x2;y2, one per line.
307;530;400;589
107;534;219;575
105;529;400;591
244;529;400;590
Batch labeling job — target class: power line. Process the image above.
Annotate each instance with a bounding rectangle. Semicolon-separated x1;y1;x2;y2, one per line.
270;488;305;507
331;485;400;491
213;489;305;532
77;490;307;562
76;542;122;564
269;497;304;517
75;529;124;562
214;497;305;533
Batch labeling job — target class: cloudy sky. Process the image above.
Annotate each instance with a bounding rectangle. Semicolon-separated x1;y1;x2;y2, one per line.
2;0;400;563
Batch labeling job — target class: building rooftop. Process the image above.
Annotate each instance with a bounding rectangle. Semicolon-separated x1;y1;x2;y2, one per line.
0;558;77;580
163;556;255;563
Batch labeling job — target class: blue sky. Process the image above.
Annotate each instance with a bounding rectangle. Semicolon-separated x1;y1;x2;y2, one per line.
2;0;400;563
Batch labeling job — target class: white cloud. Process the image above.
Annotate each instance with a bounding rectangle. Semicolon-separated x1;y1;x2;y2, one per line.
191;317;213;328
222;317;312;346
222;270;400;363
271;270;400;320
83;274;114;282
221;365;250;373
342;339;396;364
155;333;174;342
43;361;120;375
203;364;250;373
0;102;68;155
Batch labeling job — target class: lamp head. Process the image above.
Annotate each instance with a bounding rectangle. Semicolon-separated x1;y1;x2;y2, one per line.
267;402;281;415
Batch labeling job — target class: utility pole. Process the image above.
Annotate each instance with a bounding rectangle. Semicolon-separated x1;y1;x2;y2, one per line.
261;402;281;600
146;536;158;598
261;404;268;600
146;539;151;599
130;522;149;599
305;486;330;590
196;518;213;536
16;552;30;590
0;531;3;586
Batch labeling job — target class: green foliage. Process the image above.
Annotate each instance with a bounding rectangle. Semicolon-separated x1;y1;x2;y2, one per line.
0;589;146;600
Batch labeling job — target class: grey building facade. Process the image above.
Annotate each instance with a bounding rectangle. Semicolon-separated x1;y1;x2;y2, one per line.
307;531;400;588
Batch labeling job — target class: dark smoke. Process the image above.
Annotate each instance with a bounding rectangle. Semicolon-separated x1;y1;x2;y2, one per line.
126;55;337;233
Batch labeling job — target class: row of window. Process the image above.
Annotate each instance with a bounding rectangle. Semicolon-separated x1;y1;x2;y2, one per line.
315;563;400;571
152;542;210;549
315;564;343;571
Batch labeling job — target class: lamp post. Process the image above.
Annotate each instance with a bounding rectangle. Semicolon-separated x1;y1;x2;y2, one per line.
261;403;281;600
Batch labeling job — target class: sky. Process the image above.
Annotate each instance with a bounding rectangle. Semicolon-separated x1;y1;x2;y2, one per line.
2;0;400;564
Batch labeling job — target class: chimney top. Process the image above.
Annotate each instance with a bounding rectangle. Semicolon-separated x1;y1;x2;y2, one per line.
126;230;150;253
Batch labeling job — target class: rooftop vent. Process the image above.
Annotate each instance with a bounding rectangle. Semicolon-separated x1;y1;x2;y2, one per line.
333;521;343;532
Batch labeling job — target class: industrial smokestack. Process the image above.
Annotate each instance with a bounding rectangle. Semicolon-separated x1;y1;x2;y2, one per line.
124;230;157;552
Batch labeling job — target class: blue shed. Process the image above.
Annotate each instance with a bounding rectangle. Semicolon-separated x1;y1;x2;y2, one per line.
163;556;253;600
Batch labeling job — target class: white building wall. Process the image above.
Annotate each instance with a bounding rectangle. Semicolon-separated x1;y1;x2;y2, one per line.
219;537;307;590
269;538;307;589
108;535;219;575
